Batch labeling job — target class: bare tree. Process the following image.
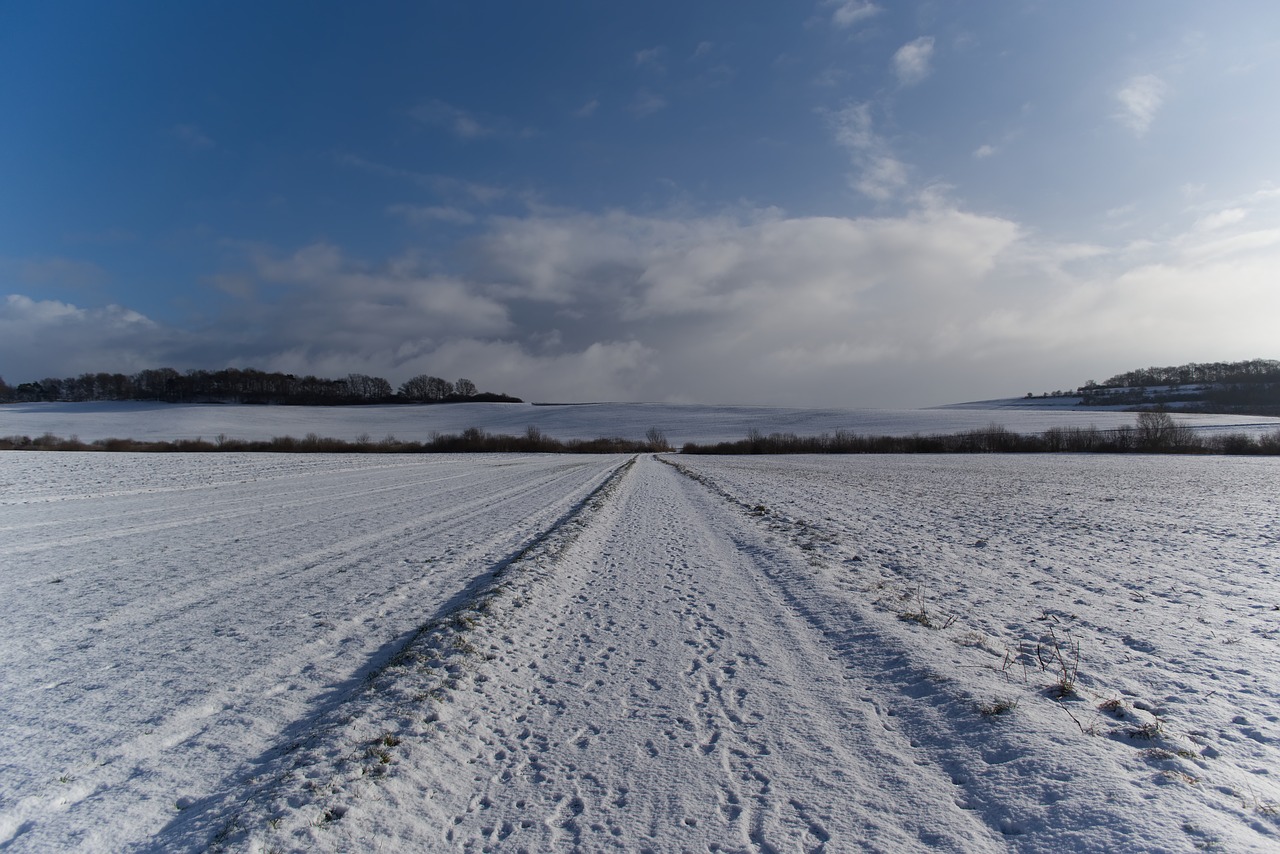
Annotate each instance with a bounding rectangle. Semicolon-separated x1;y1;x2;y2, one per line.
428;376;454;399
398;375;430;400
399;374;454;401
1135;409;1192;450
347;373;393;401
454;378;478;398
644;427;672;452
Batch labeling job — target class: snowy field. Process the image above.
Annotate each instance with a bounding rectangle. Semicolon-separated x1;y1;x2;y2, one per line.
0;453;626;851
2;400;1278;447
2;449;1278;852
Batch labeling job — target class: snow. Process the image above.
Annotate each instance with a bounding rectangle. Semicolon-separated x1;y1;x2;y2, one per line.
2;447;1278;851
941;389;1227;412
2;400;1278;447
667;454;1280;851
939;396;1096;410
0;453;626;851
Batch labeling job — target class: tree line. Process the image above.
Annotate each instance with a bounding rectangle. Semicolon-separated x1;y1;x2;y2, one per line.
0;425;672;455
6;413;1277;456
681;413;1280;456
0;368;520;405
1090;358;1280;389
1078;359;1280;415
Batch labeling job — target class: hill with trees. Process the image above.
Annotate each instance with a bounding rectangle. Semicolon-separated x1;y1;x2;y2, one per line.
0;368;520;406
1077;358;1280;415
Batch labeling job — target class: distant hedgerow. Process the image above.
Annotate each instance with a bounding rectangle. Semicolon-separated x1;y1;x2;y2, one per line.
3;422;1278;456
679;424;1280;456
0;425;676;455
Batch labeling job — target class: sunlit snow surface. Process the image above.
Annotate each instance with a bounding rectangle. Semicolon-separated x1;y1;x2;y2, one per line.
0;453;625;851
1;400;1278;444
668;455;1280;850
2;448;1279;852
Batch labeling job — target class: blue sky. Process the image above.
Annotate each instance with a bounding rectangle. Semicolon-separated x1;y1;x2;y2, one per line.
3;1;1279;406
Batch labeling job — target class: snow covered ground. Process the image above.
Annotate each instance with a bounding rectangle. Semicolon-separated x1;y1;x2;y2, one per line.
2;400;1278;447
0;453;625;851
938;396;1097;410
3;449;1277;851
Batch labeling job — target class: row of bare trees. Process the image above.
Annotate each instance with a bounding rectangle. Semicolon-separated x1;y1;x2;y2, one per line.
681;413;1279;455
0;368;517;405
1099;359;1280;388
397;375;479;401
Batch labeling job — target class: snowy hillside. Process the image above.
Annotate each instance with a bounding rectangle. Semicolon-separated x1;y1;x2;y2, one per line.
2;400;1278;446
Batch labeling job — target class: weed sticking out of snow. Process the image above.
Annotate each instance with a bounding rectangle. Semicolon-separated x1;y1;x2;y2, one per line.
977;698;1019;717
896;587;958;630
1035;626;1081;699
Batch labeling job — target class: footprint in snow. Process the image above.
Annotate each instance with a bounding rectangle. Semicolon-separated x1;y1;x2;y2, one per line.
1123;636;1158;653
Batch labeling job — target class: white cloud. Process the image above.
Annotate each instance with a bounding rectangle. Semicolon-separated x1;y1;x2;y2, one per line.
1115;74;1167;135
0;295;169;381
12;192;1280;407
250;243;510;343
630;90;667;117
1192;207;1247;232
823;102;909;200
390;338;660;404
824;0;880;29
893;36;935;86
1178;226;1280;263
635;46;665;69
464;206;1026;322
827;101;875;150
856;156;909;201
973;144;997;159
456;203;1280;404
462;206;1029;404
574;99;599;118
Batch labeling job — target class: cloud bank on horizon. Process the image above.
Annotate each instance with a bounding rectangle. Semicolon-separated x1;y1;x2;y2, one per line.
3;1;1278;407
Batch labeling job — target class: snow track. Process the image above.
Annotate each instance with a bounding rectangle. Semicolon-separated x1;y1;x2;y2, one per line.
237;456;1003;852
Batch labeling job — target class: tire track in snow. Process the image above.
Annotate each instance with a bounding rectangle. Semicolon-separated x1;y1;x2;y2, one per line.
664;455;1280;852
0;454;627;853
246;455;998;853
163;455;639;852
